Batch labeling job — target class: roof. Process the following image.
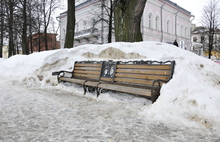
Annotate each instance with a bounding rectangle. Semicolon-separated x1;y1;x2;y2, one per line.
164;0;191;15
58;0;192;17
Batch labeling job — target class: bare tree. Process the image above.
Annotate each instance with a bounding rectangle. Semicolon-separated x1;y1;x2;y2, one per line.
0;0;5;58
201;0;220;59
1;0;61;57
91;0;114;43
27;0;36;53
42;0;59;50
114;0;147;42
64;0;75;48
7;0;17;57
19;0;28;55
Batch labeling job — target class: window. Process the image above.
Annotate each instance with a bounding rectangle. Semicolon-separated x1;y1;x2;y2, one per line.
181;25;183;37
76;23;79;32
185;27;187;37
167;20;170;33
201;36;205;42
63;28;66;38
155;16;159;30
177;24;179;35
148;13;152;28
193;37;197;42
83;20;87;30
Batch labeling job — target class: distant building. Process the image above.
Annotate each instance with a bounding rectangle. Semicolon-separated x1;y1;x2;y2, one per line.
1;33;59;58
58;0;193;50
191;25;220;59
28;33;60;52
3;46;9;59
2;45;22;59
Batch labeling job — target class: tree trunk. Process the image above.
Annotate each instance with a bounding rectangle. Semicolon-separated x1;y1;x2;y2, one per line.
208;30;214;59
44;29;48;50
64;0;75;48
22;0;28;55
28;8;33;53
0;0;4;58
114;0;147;42
107;0;113;43
38;33;41;52
8;0;14;57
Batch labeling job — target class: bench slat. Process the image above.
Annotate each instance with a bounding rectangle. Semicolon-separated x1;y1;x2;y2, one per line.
74;70;101;75
74;73;100;79
74;67;101;71
59;77;86;84
117;64;171;70
115;73;169;80
116;69;170;75
100;77;112;82
75;63;102;67
84;81;99;87
98;83;151;97
114;78;153;85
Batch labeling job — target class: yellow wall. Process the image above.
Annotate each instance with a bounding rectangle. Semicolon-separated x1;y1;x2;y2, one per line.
2;46;22;59
203;51;220;59
3;46;8;59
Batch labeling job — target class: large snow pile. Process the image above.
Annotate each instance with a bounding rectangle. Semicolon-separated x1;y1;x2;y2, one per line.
0;41;220;132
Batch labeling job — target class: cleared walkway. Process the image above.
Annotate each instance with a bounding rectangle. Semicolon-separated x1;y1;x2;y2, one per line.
0;81;219;142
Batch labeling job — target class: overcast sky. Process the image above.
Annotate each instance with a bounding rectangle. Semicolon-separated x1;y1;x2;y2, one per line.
56;0;208;26
171;0;208;26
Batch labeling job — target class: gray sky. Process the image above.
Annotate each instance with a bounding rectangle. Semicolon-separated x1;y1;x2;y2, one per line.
171;0;208;26
57;0;208;26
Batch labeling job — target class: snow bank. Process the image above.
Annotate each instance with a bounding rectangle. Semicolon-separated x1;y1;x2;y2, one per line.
1;41;220;132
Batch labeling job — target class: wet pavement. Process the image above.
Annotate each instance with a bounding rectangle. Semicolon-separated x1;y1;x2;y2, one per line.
0;81;219;142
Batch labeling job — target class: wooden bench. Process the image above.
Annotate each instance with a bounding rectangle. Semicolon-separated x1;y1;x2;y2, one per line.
52;61;103;94
52;60;175;103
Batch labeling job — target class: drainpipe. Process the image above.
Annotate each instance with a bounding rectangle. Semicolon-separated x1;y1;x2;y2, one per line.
160;3;166;42
190;15;195;51
175;10;179;40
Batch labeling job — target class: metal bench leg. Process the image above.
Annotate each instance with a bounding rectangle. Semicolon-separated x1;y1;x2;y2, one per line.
96;82;101;97
83;80;88;95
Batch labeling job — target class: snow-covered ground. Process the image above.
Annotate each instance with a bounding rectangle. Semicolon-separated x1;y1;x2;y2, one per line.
0;41;220;141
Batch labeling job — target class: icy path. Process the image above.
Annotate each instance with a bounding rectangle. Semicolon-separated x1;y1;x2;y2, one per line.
0;80;219;142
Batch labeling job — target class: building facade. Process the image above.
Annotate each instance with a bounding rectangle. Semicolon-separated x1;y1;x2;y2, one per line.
29;33;60;52
58;0;192;49
191;25;220;59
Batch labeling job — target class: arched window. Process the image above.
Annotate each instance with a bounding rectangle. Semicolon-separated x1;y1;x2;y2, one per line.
155;16;159;30
167;20;170;33
148;13;152;28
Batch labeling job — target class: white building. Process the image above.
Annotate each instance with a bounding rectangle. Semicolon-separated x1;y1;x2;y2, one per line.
58;0;193;49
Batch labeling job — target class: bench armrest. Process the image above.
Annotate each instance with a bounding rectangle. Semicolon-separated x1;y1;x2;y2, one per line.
151;79;168;88
151;79;168;103
52;70;72;76
52;70;73;83
52;71;61;76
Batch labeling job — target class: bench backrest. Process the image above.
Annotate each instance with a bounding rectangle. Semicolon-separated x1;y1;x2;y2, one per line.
72;60;175;87
113;60;175;87
72;61;103;81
